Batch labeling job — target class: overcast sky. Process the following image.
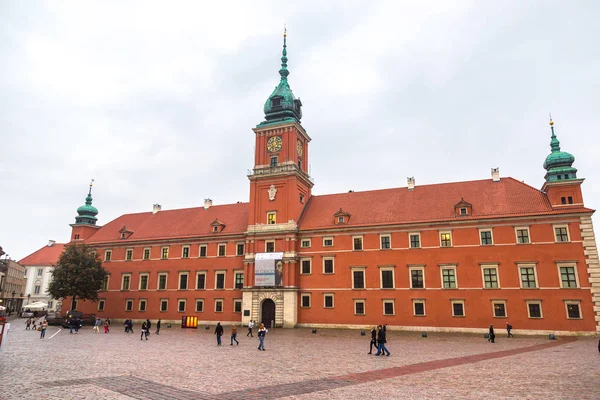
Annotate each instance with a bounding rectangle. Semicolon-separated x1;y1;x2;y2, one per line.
1;1;599;260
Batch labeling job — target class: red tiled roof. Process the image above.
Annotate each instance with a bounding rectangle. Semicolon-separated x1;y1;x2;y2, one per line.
299;177;593;230
86;203;249;243
19;243;66;266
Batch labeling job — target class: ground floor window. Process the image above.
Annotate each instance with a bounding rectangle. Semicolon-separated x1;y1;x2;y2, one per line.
354;299;365;315
565;301;581;319
383;300;394;315
178;299;186;312
324;293;334;308
214;299;223;313
413;300;425;316
196;299;204;312
451;300;464;317
527;301;543;318
301;293;311;308
125;300;133;312
492;301;506;318
160;299;168;312
97;299;105;311
234;299;242;313
139;299;147;312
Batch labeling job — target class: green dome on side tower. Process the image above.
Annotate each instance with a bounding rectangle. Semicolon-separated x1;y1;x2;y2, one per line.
75;181;98;225
258;28;303;127
543;119;577;182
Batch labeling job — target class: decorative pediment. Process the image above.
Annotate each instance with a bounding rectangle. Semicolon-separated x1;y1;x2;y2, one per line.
333;208;351;225
454;198;472;217
119;226;134;239
210;219;226;233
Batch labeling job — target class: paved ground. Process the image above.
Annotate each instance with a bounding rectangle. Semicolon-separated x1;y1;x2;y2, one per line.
1;319;599;399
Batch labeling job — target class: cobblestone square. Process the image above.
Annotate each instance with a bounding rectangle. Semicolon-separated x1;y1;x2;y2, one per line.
1;321;599;399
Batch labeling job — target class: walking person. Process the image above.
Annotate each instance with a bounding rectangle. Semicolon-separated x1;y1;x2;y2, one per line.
247;320;254;337
368;326;377;354
124;319;130;333
32;319;37;331
231;325;239;345
214;322;224;346
155;319;161;335
40;319;48;339
140;321;148;340
128;319;134;334
104;318;110;333
68;318;74;334
375;325;390;356
25;318;31;330
93;317;101;333
257;323;268;351
506;322;514;338
488;324;496;343
145;319;151;339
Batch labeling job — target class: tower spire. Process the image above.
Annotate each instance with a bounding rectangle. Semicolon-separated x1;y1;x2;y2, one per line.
75;180;99;225
549;116;561;152
543;117;577;182
279;25;289;81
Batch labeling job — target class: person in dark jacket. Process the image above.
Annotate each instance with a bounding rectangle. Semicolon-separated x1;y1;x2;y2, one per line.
214;322;224;345
155;319;161;335
375;325;390;356
145;319;151;338
506;322;513;338
140;321;148;340
368;326;377;354
488;325;495;343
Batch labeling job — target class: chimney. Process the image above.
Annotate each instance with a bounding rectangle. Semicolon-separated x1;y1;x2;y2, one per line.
152;204;162;214
491;167;500;182
407;177;415;190
204;198;213;210
48;240;56;247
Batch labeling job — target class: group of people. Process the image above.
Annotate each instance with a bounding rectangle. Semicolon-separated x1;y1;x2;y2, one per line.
214;321;269;350
25;317;48;339
122;318;161;338
368;325;390;356
488;322;514;343
93;317;112;333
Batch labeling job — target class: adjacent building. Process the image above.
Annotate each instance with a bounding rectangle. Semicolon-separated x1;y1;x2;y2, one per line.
63;33;599;334
0;258;26;314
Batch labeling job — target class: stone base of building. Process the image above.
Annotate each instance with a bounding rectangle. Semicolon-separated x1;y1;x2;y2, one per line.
242;288;298;328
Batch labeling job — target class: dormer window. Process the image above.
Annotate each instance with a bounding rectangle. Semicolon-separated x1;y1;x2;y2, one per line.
460;208;468;215
119;226;134;239
338;216;344;223
453;198;472;217
333;208;351;225
213;226;219;233
210;219;226;233
120;233;126;239
271;97;281;107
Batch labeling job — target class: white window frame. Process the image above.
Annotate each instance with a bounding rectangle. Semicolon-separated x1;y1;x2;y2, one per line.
492;300;507;318
557;263;580;288
125;248;133;261
526;300;543;319
143;247;151;260
439;231;452;247
412;299;426;316
236;242;245;256
178;272;189;290
125;299;133;312
215;271;226;290
409;265;426;289
354;299;366;315
300;258;312;275
451;300;465;317
139;299;147;312
214;299;224;313
218;243;226;257
480;264;500;289
409;232;421;249
233;299;242;313
157;273;168;290
160;299;168;312
98;299;105;311
161;246;169;259
182;245;190;259
195;299;204;312
102;275;110;291
323;293;334;309
139;273;149;290
300;239;311;248
323;237;334;247
353;236;363;251
382;299;395;316
351;267;366;289
104;250;112;262
440;265;458;289
267;211;276;225
553;224;571;242
199;244;207;258
265;240;275;253
479;229;494;246
518;264;538;288
515;227;531;244
322;257;335;274
379;266;395;289
121;273;131;291
196;271;207;290
380;234;392;250
460;207;468;215
177;299;186;313
300;293;311;308
564;300;582;319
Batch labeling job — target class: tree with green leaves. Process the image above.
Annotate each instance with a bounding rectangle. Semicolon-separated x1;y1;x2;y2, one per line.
48;243;107;311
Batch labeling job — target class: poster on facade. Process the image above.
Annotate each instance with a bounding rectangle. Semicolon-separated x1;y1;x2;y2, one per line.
255;252;284;287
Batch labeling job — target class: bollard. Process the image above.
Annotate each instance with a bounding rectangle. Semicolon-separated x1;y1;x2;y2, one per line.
484;333;490;339
205;326;210;330
421;332;427;338
360;330;366;336
549;334;556;340
167;323;172;328
312;329;317;334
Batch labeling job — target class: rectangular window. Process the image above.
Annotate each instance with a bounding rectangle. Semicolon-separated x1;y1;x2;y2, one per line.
493;301;506;318
452;301;465;317
158;273;168;290
409;233;421;249
33;285;40;294
161;247;169;259
199;245;207;258
324;294;334;308
516;228;530;244
236;243;245;256
380;235;391;249
235;272;244;289
178;299;186;312
440;232;452;247
354;300;365;315
519;266;537;288
565;301;581;319
353;236;363;251
126;249;133;261
218;244;226;257
139;274;148;290
267;212;276;225
160;299;168;312
214;299;223;313
301;259;311;274
527;301;543;318
482;267;498;288
559;266;578;288
98;300;105;311
196;299;204;312
121;274;131;291
125;300;133;311
323;237;334;247
413;300;425;316
139;299;147;312
352;269;365;289
410;268;425;289
143;248;151;260
323;258;334;274
554;226;570;242
179;272;188;290
182;246;190;259
568;196;573;204
101;277;109;291
196;272;206;290
301;239;311;248
380;269;394;289
480;230;493;245
441;268;456;288
37;268;43;277
301;293;311;308
215;272;225;289
234;299;242;313
270;156;278;167
383;300;394;315
104;250;112;262
265;241;275;253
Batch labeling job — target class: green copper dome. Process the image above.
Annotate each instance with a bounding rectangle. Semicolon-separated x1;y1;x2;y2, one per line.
258;30;302;127
75;182;98;225
543;120;577;182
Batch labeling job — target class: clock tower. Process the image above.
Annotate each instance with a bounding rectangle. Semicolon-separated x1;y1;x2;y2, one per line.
243;30;313;328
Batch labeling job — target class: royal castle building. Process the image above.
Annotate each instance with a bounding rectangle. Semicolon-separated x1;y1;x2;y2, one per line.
66;33;599;334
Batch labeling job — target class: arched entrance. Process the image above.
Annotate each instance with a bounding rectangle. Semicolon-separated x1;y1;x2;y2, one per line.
261;299;276;328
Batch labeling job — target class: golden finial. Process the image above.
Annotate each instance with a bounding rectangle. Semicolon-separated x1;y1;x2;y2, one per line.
284;24;287;37
549;113;554;126
90;178;95;188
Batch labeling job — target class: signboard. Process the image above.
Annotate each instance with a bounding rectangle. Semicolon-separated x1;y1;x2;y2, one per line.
255;252;284;287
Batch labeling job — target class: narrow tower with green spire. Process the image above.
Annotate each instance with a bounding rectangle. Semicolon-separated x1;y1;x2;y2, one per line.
74;180;98;225
543;118;578;182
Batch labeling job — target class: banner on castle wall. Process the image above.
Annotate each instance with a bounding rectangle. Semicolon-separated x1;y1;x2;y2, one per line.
255;252;284;287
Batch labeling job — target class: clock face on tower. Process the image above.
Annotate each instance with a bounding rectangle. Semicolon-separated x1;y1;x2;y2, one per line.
296;140;303;156
267;136;282;153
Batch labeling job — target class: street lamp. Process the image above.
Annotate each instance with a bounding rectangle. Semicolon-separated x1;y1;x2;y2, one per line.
27;294;30;305
11;291;15;313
